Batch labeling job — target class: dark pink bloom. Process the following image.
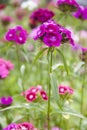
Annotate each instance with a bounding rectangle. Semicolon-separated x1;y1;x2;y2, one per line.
5;25;28;44
0;4;6;10
30;20;75;47
3;123;19;130
19;122;34;130
0;96;13;106
30;8;54;23
40;90;48;100
25;91;37;102
1;16;13;26
58;85;74;95
57;0;79;12
0;66;9;79
73;6;87;20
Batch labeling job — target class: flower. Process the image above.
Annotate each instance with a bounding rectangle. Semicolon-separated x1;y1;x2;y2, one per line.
3;122;35;130
0;4;6;10
57;0;79;12
30;20;75;47
19;122;34;130
29;8;54;28
73;6;87;20
0;58;14;79
0;96;13;107
1;16;13;26
58;85;74;95
5;25;28;44
22;85;48;102
52;127;62;130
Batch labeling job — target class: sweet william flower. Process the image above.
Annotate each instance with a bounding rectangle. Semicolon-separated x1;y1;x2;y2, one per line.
0;96;13;107
57;0;79;12
5;25;28;44
19;122;34;130
1;16;13;26
73;6;87;20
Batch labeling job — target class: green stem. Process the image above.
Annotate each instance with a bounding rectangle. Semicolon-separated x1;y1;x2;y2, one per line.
16;45;25;92
79;65;86;130
47;48;53;130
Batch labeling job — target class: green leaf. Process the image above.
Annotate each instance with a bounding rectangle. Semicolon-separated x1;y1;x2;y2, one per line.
50;73;62;109
52;63;64;71
56;48;68;75
33;48;48;64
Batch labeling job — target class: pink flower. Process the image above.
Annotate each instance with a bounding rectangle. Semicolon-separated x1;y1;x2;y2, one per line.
0;58;14;79
25;91;37;102
40;90;48;100
1;16;13;26
23;85;48;102
19;122;34;130
5;25;28;44
58;85;74;95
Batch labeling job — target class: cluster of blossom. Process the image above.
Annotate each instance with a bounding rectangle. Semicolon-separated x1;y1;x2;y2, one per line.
0;96;13;108
57;0;79;12
73;5;87;20
0;58;14;79
22;85;48;102
1;16;13;26
5;25;28;45
3;122;35;130
29;8;54;28
30;20;74;47
58;85;74;95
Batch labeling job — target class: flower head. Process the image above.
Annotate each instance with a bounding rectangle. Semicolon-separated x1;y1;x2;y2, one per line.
29;8;54;28
57;0;79;12
1;16;13;26
0;96;13;107
22;85;48;102
0;58;14;79
5;25;28;44
30;20;75;47
73;6;87;20
58;85;74;95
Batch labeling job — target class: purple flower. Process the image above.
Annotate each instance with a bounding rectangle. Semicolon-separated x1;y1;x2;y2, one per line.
43;33;62;47
30;20;75;47
5;25;28;44
0;96;13;106
73;6;87;20
57;0;79;12
29;8;54;28
3;123;19;130
0;58;14;79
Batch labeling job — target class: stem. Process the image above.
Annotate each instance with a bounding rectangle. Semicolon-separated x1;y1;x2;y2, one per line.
47;48;53;130
16;44;25;92
79;65;86;130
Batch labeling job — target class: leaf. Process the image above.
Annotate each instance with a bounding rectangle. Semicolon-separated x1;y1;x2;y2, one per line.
50;73;62;109
56;48;68;75
52;63;64;71
33;48;48;64
74;61;85;73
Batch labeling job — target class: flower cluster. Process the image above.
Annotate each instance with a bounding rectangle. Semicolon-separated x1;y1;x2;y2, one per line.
57;0;79;12
0;58;14;79
0;4;6;10
5;25;28;44
30;20;74;47
58;85;74;95
29;8;54;28
3;122;35;130
73;6;87;20
0;96;13;108
22;85;48;102
1;16;13;26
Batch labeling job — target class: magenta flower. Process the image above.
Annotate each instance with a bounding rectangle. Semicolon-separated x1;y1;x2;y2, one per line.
58;85;74;95
57;0;79;12
0;4;6;10
5;25;28;44
3;123;19;130
52;127;62;130
73;6;87;20
0;58;14;79
30;8;54;23
30;20;75;47
0;96;13;107
1;16;13;26
22;85;48;102
19;122;34;130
